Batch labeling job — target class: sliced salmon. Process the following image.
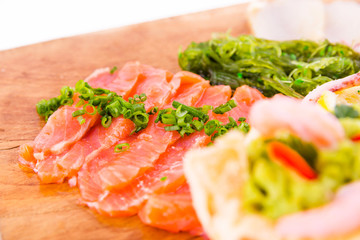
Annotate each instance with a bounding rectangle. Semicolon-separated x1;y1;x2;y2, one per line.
138;184;203;236
33;66;132;156
81;85;231;216
80;85;264;222
19;62;148;183
135;86;265;234
50;63;178;184
19;61;267;235
78;71;210;206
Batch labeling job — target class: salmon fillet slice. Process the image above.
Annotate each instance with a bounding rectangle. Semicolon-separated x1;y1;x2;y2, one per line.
86;85;231;216
33;65;136;156
136;85;265;234
138;184;203;235
50;63;178;184
19;62;147;182
77;86;229;222
78;72;210;208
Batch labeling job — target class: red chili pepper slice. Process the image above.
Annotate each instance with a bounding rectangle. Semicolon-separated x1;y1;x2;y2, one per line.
267;141;317;180
351;134;360;142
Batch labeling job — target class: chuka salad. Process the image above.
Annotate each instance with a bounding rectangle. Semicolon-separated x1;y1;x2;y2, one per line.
179;34;360;98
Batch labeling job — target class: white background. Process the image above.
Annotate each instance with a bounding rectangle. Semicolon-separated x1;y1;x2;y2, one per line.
0;0;250;51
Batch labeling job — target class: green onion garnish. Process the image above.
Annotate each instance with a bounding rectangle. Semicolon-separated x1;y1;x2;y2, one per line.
101;115;112;128
83;104;97;115
110;66;118;74
72;109;85;117
114;143;130;153
213;99;237;114
77;116;86;125
148;107;158;115
36;77;150;132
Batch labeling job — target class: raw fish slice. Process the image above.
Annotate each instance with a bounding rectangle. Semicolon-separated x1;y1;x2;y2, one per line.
92;86;231;214
33;94;99;158
20;62;147;182
230;85;266;119
33;67;126;156
81;85;264;219
141;85;264;195
138;184;203;235
78;72;209;205
96;73;209;191
19;68;115;169
83;85;230;216
54;118;135;180
142;85;265;197
18;142;37;169
53;63;178;182
135;86;265;234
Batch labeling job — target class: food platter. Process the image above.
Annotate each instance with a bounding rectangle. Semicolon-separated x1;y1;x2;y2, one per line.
0;3;250;240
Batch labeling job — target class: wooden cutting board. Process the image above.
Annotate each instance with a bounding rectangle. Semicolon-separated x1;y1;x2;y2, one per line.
0;3;250;240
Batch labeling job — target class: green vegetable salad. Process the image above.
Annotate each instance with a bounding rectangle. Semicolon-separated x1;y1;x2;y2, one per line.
243;104;360;219
179;34;360;98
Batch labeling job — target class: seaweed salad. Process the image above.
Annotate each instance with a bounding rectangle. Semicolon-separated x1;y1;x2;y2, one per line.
179;34;360;98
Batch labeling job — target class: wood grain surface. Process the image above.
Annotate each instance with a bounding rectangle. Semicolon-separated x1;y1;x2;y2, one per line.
0;4;249;240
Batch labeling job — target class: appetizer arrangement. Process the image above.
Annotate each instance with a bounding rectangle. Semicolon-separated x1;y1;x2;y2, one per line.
16;5;360;239
184;72;360;239
19;61;264;234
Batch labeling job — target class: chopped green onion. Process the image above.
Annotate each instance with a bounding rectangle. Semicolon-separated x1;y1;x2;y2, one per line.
172;101;207;120
60;86;74;98
72;109;85;117
36;99;49;115
93;88;110;95
148;107;158;115
77;116;86;125
204;120;220;136
161;114;177;125
139;93;147;102
192;120;204;131
179;126;194;136
75;80;86;92
133;112;149;126
101;115;112;128
110;66;118;74
83;104;97;115
114;143;130;153
123;109;133;119
213;99;237;114
60;98;74;106
200;105;213;114
160;176;167;181
76;99;85;107
165;125;180;131
48;98;60;111
238;117;246;122
175;105;188;118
